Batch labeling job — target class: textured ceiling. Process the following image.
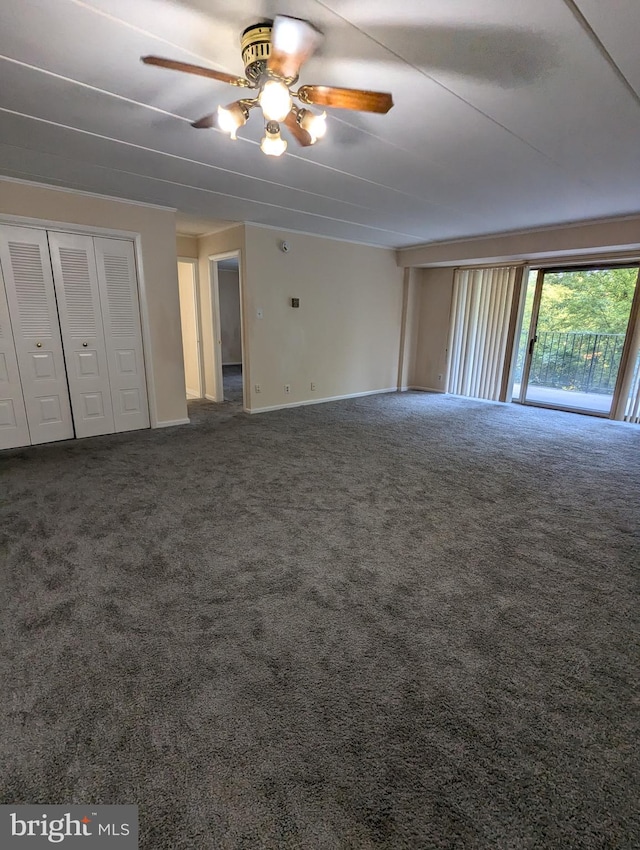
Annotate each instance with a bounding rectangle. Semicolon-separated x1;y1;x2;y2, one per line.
1;0;639;248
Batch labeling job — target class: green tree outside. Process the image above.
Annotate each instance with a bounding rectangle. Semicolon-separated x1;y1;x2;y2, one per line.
520;266;637;339
537;267;637;334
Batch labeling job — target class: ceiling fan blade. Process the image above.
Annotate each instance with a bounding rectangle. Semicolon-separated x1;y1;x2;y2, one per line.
267;15;323;80
141;56;245;86
191;114;216;129
298;85;393;114
283;111;314;147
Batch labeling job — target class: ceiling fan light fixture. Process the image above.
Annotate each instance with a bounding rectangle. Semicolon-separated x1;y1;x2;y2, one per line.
259;80;292;122
217;102;249;140
142;15;394;156
298;109;327;143
261;121;287;157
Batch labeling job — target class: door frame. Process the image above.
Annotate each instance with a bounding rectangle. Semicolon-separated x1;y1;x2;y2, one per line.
517;268;544;406
177;256;204;399
517;262;640;418
207;251;248;410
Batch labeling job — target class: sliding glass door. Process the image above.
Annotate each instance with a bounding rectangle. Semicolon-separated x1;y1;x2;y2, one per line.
514;264;639;416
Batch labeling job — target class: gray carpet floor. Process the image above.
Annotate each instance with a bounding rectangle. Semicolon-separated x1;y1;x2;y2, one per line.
223;364;244;405
0;391;638;849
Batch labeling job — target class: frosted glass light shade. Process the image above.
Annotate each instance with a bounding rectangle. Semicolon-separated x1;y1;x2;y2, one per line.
299;110;327;143
217;103;247;140
259;80;292;122
261;123;287;157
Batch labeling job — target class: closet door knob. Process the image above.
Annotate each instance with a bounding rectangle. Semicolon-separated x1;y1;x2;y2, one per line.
82;342;88;347
36;342;42;348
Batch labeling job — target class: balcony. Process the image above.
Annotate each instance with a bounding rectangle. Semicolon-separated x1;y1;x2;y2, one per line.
512;331;627;413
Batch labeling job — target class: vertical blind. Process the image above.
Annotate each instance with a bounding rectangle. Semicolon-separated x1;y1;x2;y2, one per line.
446;265;520;401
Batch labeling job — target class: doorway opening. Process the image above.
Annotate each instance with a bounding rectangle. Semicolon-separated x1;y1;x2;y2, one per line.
177;258;203;400
512;264;639;416
208;253;246;408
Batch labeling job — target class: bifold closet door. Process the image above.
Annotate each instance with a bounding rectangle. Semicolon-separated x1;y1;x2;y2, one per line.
0;226;74;445
94;238;149;432
0;260;30;450
48;232;116;438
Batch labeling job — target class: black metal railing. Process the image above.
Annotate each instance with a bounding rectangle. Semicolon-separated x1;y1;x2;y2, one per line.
514;331;626;394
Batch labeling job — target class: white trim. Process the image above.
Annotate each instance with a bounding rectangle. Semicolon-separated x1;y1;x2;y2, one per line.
408;386;446;393
208;258;225;403
222;361;242;366
247;387;397;414
131;234;158;428
208;250;242;262
154;418;191;428
204;394;217;402
207;250;248;409
0;175;176;212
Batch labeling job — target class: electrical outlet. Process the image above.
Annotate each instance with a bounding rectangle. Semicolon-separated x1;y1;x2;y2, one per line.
255;384;261;393
284;384;291;394
310;382;316;391
438;374;443;382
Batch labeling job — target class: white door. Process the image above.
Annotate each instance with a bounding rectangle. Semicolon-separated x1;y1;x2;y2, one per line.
0;260;30;450
94;237;149;432
48;231;116;438
0;225;74;445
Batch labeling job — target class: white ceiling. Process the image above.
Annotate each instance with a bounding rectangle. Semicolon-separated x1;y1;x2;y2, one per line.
1;0;639;248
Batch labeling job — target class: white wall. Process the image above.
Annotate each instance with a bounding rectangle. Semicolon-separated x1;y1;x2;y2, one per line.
218;268;242;364
177;261;200;397
409;269;455;392
0;178;187;427
177;234;198;259
242;225;405;411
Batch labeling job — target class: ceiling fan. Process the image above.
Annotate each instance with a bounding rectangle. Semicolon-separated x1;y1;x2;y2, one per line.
141;14;393;157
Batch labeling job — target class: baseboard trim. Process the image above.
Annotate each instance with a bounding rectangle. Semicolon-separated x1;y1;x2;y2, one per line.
204;394;218;402
409;386;446;393
154;417;190;428
222;362;242;367
248;387;397;414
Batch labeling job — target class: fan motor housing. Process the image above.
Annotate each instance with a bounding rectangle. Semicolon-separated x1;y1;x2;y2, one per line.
241;22;272;81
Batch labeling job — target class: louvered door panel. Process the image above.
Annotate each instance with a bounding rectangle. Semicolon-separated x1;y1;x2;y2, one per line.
0;258;30;450
48;232;115;438
94;238;149;432
0;226;74;444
